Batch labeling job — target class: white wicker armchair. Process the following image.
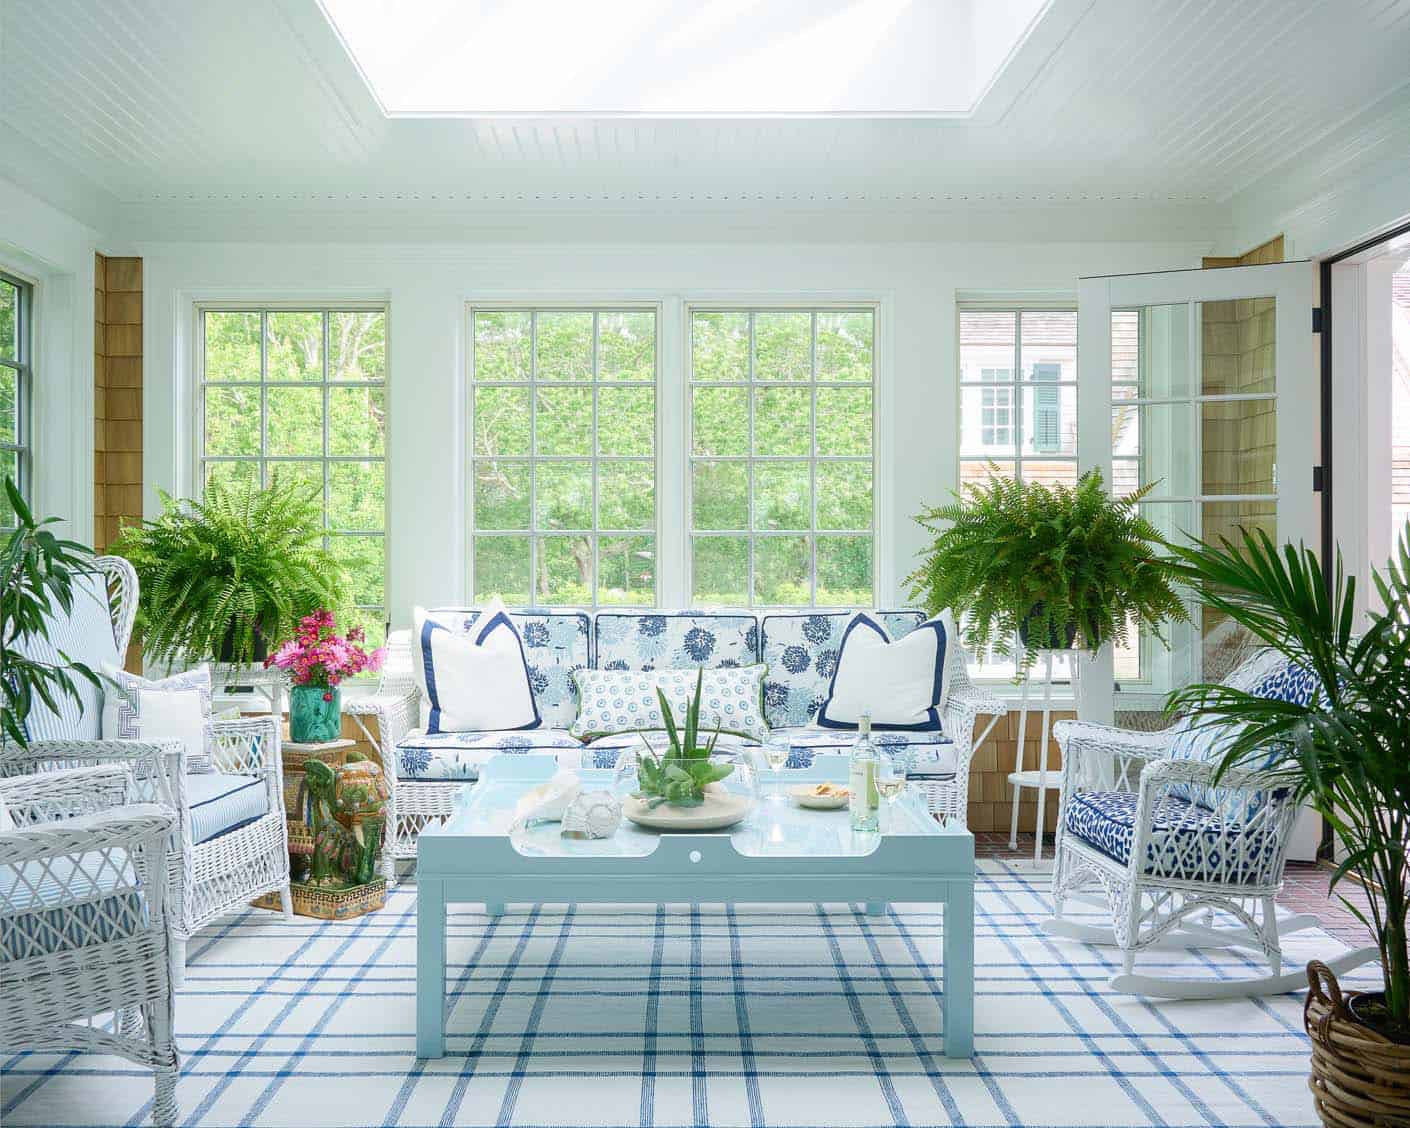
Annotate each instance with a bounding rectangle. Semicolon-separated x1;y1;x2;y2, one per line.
1044;650;1379;998
1;765;180;1127
0;555;292;979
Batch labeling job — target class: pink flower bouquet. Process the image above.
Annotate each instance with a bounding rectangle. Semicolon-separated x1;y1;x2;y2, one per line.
266;610;385;701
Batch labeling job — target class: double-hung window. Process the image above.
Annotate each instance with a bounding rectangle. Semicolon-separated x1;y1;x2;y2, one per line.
689;307;876;606
470;307;658;606
0;272;31;528
199;306;388;644
959;307;1078;678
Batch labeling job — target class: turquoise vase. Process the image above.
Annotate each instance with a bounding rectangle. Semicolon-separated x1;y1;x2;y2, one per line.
290;684;341;744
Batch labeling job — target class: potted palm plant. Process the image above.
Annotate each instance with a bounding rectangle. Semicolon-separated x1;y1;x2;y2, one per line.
906;468;1188;675
111;477;349;668
1167;528;1409;1124
0;478;106;747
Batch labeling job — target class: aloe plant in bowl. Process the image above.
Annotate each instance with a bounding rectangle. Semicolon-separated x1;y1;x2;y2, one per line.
633;669;734;809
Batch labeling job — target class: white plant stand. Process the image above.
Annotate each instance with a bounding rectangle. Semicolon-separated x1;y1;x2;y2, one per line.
1007;648;1081;864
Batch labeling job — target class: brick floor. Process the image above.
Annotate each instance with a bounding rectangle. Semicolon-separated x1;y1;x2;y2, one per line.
977;831;1377;949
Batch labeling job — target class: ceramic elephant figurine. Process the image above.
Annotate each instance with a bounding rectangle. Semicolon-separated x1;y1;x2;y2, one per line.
304;753;390;888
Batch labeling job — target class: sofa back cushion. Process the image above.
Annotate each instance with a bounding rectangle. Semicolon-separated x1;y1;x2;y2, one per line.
760;611;923;729
594;611;759;672
424;608;591;729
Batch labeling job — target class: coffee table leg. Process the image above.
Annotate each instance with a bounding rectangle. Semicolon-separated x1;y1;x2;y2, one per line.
417;877;447;1058
942;880;974;1058
485;901;504;918
865;902;888;917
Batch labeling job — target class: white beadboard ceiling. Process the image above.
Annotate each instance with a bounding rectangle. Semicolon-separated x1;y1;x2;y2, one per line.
3;0;1410;239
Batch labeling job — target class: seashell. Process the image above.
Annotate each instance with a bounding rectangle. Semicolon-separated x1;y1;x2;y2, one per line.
560;790;622;840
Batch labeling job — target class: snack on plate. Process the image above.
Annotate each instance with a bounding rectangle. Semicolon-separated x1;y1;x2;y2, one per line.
811;782;849;799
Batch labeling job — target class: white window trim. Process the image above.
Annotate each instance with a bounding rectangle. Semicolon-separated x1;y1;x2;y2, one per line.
466;301;664;609
192;300;390;637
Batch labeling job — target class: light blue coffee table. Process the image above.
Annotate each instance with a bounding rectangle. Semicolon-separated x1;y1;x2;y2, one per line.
416;754;976;1058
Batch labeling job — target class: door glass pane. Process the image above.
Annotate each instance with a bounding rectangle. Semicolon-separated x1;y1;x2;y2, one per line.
1117;292;1283;701
1202;298;1274;394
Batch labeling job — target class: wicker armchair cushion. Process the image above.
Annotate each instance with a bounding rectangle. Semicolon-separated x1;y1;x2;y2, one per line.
1064;790;1279;883
0;852;146;960
186;772;269;844
759;611;923;729
395;728;585;781
1167;650;1321;818
15;570;119;742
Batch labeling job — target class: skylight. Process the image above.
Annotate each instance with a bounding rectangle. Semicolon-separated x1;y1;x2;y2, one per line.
318;0;1050;117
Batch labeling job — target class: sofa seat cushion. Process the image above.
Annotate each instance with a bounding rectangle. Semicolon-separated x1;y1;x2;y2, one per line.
577;730;761;770
1063;790;1279;883
396;728;585;781
1;851;146;960
186;772;270;845
769;728;957;778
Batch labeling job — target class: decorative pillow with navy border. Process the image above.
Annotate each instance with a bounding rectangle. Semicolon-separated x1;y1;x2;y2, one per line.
413;598;540;734
814;611;953;731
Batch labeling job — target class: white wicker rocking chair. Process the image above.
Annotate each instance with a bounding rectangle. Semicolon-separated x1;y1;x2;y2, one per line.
0;556;292;980
1043;649;1379;999
1;764;180;1127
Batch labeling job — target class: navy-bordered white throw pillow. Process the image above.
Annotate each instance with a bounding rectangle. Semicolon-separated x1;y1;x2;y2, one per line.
414;599;541;734
815;611;953;732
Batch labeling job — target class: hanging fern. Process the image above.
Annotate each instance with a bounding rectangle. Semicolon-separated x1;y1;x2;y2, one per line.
111;477;350;667
904;468;1188;676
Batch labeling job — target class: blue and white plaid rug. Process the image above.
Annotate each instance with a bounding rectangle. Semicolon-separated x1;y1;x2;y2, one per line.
2;861;1379;1128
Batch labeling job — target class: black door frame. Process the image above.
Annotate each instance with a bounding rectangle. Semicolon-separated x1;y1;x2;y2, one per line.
1318;217;1410;587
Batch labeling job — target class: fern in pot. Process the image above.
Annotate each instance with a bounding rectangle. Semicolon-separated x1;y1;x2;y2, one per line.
111;477;349;668
906;468;1187;675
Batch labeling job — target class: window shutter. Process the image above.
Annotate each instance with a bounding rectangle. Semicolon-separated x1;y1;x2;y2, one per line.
1032;362;1061;453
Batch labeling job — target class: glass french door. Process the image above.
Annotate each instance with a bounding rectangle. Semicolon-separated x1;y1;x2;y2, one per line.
1076;262;1319;720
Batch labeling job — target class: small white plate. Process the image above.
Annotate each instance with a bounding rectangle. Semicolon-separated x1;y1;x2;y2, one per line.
787;784;849;810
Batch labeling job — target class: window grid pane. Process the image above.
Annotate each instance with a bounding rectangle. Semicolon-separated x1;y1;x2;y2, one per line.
200;307;387;636
0;273;30;531
690;308;875;607
471;308;658;607
959;308;1078;678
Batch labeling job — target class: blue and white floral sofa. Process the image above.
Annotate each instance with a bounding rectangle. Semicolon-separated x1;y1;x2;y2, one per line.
348;609;1008;880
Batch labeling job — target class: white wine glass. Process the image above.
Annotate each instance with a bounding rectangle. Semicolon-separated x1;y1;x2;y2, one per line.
761;734;791;802
611;746;643;802
876;745;912;831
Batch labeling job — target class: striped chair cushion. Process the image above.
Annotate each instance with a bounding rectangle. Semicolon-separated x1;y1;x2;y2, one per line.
0;851;146;960
186;772;269;844
15;571;118;742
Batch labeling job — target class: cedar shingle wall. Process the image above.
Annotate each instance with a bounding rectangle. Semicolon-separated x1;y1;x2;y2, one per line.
94;254;142;552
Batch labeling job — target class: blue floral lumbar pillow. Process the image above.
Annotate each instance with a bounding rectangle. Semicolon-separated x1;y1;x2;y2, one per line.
815;611;953;731
570;665;767;741
413;597;540;734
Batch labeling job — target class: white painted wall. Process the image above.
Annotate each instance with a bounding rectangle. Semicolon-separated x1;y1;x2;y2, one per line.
0;174;97;539
138;238;1212;626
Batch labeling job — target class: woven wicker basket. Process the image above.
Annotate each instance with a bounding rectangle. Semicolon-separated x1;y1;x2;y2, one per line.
1304;960;1410;1128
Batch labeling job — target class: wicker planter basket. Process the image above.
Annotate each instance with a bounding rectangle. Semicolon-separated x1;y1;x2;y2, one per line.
1304;960;1410;1128
253;878;385;920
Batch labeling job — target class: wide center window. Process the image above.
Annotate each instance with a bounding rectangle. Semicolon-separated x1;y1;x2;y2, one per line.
469;308;658;606
689;307;876;606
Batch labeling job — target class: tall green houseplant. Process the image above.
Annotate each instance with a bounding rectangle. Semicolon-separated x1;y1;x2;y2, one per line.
1168;528;1410;1044
112;477;350;668
906;468;1187;674
0;479;105;747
